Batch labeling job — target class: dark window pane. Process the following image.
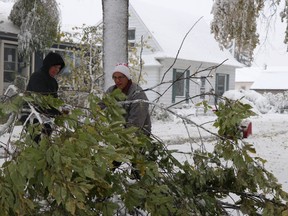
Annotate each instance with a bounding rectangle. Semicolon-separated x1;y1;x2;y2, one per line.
4;72;15;82
4;47;16;62
4;62;16;71
128;29;135;40
175;72;185;96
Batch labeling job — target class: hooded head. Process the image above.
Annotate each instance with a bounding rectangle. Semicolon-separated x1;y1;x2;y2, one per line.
42;52;65;74
112;63;131;80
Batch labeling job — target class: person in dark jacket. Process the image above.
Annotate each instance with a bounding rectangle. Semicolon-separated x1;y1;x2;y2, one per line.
27;52;65;99
105;63;151;136
26;52;65;116
23;52;65;142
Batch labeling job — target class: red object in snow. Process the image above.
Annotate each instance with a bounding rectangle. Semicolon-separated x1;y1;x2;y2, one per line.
240;121;252;138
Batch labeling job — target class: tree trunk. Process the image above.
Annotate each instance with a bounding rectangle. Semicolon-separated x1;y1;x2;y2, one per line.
102;0;128;90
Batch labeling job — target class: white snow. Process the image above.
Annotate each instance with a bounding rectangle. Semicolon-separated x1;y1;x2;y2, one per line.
235;67;263;82
251;68;288;90
223;89;272;114
153;111;288;192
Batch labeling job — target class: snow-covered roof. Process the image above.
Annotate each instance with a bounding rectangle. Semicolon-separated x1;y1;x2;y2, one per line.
251;67;288;90
130;0;242;67
0;1;18;34
141;54;162;67
235;67;263;82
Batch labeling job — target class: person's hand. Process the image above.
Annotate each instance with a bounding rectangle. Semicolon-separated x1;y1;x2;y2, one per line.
61;105;72;115
62;108;70;115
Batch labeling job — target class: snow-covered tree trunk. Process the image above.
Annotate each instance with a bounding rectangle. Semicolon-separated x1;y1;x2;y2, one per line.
102;0;128;90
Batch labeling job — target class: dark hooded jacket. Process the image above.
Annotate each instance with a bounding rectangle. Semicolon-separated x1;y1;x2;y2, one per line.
26;52;65;117
27;52;65;98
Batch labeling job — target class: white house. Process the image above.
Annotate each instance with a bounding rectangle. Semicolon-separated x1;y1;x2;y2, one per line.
235;66;288;94
0;0;243;106
250;67;288;94
235;67;262;90
128;0;242;105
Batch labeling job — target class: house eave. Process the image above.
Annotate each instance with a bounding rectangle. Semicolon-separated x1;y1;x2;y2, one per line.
0;32;18;41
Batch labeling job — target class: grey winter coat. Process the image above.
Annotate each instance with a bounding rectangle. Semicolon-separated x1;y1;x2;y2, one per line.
106;82;151;136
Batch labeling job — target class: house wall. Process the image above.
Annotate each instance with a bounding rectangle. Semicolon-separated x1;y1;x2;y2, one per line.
0;40;4;94
140;58;236;106
129;5;162;55
252;89;288;94
140;65;161;102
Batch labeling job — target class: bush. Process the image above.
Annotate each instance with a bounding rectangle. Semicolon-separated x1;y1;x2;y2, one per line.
0;92;288;215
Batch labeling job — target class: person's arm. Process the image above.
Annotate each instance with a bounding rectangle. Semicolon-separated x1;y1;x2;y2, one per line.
27;75;61;117
27;74;49;94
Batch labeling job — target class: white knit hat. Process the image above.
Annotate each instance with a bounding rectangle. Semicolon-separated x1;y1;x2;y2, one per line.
112;63;131;80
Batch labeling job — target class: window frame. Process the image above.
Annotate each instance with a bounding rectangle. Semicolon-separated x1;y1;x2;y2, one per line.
3;44;18;83
128;28;136;47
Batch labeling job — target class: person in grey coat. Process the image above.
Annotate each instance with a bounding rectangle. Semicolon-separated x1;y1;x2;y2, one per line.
105;63;151;136
105;63;152;178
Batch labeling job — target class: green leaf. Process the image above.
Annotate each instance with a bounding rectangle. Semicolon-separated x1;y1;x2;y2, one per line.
65;198;76;215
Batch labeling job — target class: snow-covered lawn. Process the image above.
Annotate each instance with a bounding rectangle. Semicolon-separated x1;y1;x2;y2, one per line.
153;112;288;192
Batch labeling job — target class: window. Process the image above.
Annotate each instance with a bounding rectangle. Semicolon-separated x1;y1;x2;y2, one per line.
200;76;206;99
4;45;18;83
172;69;190;103
174;71;185;97
215;73;229;102
128;28;136;47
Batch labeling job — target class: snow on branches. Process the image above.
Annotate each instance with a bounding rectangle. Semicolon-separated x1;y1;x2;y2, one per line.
8;0;60;57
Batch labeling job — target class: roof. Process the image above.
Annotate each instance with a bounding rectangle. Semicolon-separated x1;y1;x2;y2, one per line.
235;67;262;82
251;67;288;90
0;1;18;34
130;0;243;67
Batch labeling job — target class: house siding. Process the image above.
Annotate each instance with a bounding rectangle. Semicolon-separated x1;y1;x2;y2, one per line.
141;65;161;102
141;58;236;106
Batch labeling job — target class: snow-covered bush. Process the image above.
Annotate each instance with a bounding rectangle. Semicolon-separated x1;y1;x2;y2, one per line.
223;89;272;114
151;105;174;121
264;91;288;113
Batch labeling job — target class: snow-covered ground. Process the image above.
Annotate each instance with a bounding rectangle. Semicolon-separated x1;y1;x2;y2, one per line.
153;111;288;192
